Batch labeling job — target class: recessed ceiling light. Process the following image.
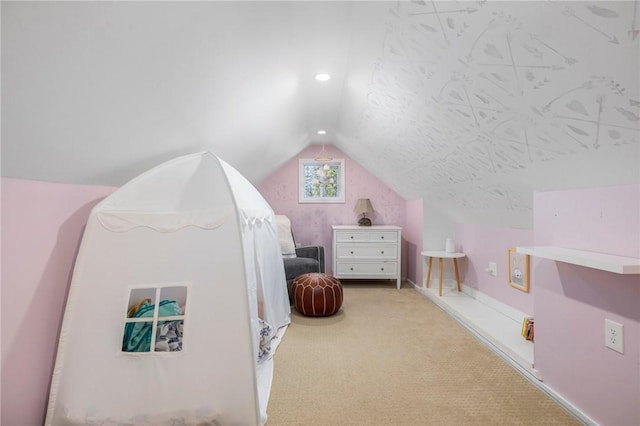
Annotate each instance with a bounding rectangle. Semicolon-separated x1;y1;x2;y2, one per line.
317;130;327;135
315;73;331;81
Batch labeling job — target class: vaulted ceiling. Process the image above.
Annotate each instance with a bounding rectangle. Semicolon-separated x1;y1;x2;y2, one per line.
3;1;639;227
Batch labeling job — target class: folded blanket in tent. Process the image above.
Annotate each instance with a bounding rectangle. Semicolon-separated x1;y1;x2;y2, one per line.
257;319;273;363
155;320;183;352
122;300;182;352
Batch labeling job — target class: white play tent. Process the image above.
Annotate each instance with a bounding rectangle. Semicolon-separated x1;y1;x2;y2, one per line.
45;151;291;425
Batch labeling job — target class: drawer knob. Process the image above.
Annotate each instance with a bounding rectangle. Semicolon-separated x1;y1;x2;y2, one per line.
350;251;354;254
381;267;385;271
381;236;385;239
350;267;354;271
381;251;384;254
350;236;354;239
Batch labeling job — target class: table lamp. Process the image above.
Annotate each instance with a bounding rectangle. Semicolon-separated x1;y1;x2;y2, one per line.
354;198;374;226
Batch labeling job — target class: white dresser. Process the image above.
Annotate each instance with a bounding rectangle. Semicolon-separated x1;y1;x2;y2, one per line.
332;225;402;289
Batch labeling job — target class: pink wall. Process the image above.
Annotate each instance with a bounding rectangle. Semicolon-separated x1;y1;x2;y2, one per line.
1;178;115;426
404;199;423;285
257;145;409;277
455;223;534;315
532;185;639;426
5;172;637;425
535;185;640;258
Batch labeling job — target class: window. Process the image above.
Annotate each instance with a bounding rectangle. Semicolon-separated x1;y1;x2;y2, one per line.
298;158;345;203
122;284;189;353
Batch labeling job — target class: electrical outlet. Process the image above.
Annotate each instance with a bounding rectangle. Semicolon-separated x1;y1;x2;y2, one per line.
605;319;624;354
485;262;497;276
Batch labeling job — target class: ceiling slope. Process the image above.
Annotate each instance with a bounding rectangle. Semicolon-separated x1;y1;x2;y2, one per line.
336;1;639;226
1;1;352;184
2;1;639;227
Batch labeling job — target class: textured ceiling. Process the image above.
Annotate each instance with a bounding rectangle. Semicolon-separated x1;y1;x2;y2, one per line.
2;1;639;227
336;1;639;226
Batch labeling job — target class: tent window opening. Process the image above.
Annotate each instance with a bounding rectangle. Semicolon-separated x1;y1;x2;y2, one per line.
122;285;188;353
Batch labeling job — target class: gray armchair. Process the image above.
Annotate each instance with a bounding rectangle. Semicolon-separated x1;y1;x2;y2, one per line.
275;215;325;301
284;245;325;292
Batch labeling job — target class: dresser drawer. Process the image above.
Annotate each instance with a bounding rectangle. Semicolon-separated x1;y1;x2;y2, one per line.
332;225;402;289
335;261;398;277
335;230;398;243
336;244;398;260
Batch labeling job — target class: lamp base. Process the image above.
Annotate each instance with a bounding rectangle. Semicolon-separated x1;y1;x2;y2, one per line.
358;217;372;226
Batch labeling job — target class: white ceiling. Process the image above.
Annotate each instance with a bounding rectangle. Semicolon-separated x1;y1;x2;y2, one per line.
2;1;639;227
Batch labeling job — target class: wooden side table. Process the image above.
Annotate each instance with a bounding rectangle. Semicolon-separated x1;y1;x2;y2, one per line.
421;250;466;296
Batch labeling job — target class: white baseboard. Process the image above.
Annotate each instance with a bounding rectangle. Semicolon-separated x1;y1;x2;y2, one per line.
459;284;532;323
404;279;596;426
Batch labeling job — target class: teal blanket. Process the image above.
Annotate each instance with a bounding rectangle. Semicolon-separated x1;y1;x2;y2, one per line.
122;300;182;352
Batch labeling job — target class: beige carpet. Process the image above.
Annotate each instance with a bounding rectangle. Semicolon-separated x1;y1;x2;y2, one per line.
267;283;581;425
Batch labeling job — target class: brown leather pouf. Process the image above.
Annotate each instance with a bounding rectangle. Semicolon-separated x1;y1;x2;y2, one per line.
291;273;343;317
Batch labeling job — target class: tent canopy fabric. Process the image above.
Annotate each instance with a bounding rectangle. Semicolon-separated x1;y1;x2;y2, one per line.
45;151;290;426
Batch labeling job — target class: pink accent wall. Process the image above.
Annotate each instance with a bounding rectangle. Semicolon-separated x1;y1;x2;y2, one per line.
6;172;636;424
535;185;640;258
257;145;408;277
532;185;640;426
455;223;534;315
404;199;423;285
1;178;115;426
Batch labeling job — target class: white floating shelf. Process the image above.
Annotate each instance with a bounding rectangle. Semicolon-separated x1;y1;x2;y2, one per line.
516;246;640;274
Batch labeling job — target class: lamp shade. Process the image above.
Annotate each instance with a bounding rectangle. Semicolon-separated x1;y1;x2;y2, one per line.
354;198;374;215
